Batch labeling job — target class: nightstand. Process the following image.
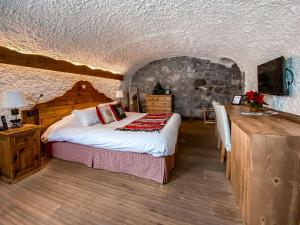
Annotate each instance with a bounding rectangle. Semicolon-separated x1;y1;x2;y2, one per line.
0;124;41;184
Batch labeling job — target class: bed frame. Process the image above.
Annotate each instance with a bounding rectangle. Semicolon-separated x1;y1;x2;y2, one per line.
25;81;176;184
25;81;112;133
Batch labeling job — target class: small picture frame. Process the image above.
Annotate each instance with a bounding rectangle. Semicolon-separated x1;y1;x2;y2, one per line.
231;95;242;105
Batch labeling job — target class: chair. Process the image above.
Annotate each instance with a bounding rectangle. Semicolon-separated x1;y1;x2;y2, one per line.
215;104;231;178
202;107;215;125
212;101;220;113
212;101;221;148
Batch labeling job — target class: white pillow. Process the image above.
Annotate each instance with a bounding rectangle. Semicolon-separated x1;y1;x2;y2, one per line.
72;107;99;126
61;114;82;126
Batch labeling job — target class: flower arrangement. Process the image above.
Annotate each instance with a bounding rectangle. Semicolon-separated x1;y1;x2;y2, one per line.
245;90;267;111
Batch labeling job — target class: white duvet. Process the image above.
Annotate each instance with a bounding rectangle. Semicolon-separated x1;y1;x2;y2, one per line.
42;112;181;157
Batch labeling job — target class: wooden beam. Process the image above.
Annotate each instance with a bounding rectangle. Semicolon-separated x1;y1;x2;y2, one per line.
0;46;123;80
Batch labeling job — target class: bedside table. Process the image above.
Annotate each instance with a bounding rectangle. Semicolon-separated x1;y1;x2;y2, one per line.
0;124;41;184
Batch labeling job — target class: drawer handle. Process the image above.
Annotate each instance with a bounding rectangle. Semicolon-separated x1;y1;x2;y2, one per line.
20;148;25;152
13;155;18;162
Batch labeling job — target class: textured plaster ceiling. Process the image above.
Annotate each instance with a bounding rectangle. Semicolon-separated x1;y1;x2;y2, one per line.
1;0;300;85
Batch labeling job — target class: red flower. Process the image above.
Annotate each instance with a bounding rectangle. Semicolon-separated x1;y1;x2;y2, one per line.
254;94;265;104
245;90;267;107
246;91;256;101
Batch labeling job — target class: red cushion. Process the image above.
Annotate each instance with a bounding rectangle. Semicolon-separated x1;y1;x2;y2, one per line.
109;103;126;121
95;107;105;124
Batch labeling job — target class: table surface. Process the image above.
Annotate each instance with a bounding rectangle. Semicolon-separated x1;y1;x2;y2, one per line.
0;124;41;136
225;104;300;136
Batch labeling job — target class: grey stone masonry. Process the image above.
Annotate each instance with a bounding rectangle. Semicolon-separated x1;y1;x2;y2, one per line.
131;56;244;118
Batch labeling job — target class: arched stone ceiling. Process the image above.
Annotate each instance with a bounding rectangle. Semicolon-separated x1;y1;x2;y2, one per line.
1;0;300;89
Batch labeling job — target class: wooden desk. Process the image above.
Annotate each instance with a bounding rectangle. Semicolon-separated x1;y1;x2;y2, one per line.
225;105;300;225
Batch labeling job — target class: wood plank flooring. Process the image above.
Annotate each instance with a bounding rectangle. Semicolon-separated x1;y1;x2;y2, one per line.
0;121;242;225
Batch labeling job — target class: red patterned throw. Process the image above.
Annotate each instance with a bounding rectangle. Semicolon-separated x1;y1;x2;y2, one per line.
116;113;173;133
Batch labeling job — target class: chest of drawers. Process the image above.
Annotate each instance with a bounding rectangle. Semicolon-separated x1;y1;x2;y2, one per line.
145;95;173;113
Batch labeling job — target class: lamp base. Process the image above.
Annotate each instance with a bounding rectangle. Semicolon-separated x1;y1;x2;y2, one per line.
10;119;23;128
9;108;23;128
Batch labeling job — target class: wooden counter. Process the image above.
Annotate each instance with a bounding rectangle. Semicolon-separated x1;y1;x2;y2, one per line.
225;105;300;225
225;104;300;136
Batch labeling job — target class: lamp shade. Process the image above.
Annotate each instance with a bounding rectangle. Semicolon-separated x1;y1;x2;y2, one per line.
116;90;124;98
3;91;27;108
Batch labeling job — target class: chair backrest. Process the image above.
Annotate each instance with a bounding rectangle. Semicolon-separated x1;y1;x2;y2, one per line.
212;101;220;122
212;101;220;137
215;104;231;151
212;101;220;127
212;101;219;109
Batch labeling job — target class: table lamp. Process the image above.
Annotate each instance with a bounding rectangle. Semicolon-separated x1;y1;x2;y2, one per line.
3;90;27;128
116;90;124;102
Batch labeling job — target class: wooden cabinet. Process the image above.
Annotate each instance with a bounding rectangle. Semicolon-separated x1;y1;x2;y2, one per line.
226;105;300;225
145;95;173;113
0;124;41;183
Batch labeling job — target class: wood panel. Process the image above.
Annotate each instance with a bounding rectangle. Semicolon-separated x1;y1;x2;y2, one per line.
247;134;300;225
0;121;243;225
228;105;300;225
230;122;250;221
0;46;123;80
23;81;113;133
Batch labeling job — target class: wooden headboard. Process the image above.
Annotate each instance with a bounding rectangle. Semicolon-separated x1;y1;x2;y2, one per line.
22;81;112;133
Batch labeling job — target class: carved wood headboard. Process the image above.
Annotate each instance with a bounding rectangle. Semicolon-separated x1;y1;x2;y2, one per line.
22;81;113;133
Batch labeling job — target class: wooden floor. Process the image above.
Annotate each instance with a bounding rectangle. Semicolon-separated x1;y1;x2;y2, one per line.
0;121;242;225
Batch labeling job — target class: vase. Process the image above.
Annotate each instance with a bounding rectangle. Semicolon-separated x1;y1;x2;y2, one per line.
249;105;259;112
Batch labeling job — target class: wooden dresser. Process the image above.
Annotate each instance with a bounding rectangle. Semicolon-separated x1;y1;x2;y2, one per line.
0;124;41;183
145;95;173;113
225;105;300;225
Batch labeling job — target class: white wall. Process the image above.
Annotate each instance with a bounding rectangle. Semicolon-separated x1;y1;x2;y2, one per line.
0;64;120;125
244;56;300;116
265;57;300;115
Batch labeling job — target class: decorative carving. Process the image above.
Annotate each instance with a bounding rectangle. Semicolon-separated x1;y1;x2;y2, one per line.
23;81;113;133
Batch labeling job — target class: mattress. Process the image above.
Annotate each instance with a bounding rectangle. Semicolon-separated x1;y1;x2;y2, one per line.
42;112;181;157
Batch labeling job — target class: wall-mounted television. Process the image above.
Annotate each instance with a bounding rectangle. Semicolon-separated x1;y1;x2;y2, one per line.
257;56;289;96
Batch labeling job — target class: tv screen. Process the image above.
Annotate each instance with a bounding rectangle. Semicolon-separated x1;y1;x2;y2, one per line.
258;56;288;96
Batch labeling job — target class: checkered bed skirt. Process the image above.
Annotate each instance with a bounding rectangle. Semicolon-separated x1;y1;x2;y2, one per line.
45;142;175;184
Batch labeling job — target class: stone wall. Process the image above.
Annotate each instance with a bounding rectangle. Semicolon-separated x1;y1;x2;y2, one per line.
0;64;120;126
131;56;244;118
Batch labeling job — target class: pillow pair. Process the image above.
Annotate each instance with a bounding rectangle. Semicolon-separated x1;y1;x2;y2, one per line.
96;103;126;124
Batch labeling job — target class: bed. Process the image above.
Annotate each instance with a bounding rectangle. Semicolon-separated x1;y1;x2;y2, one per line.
35;81;181;184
